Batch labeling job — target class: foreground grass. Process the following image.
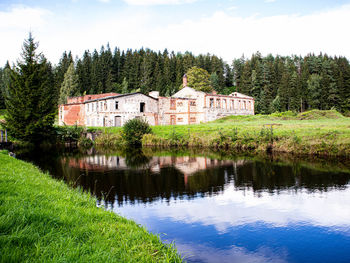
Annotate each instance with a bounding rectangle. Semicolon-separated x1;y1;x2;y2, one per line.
94;110;350;157
0;151;182;263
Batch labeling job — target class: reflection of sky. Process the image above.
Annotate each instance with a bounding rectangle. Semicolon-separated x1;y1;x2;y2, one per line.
110;184;350;263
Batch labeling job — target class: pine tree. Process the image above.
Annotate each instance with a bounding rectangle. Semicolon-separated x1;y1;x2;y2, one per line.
4;33;56;143
58;62;79;104
307;74;322;109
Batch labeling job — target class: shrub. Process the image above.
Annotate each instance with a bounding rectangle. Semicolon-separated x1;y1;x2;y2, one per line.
123;118;152;146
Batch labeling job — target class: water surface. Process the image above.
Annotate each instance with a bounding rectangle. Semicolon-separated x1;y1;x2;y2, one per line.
18;148;350;263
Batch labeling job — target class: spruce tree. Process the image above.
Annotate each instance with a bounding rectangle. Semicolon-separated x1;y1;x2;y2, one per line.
4;33;56;143
58;62;79;104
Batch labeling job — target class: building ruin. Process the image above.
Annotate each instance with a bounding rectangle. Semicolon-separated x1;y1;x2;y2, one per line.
58;75;254;126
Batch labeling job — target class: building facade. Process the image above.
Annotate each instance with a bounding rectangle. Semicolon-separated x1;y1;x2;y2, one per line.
58;76;254;127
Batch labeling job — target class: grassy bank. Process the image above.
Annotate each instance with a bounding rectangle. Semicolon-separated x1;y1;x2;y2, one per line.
94;110;350;157
0;151;182;262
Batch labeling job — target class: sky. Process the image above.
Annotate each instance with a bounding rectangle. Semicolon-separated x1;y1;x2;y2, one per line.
1;0;350;66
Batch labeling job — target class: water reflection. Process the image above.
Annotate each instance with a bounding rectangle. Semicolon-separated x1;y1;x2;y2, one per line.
16;147;350;263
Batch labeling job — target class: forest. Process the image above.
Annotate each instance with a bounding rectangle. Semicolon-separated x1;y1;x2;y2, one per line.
1;44;350;114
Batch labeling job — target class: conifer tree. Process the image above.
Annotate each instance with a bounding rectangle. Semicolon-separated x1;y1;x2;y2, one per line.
4;33;56;143
58;62;79;104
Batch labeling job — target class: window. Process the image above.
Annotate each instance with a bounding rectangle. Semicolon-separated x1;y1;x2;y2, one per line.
96;102;99;111
140;102;145;112
104;102;107;111
231;100;234;110
177;118;183;122
223;99;226;109
170;99;176;110
115;101;119;110
92;103;94;111
190;101;196;106
244;101;246;110
210;98;214;108
190;117;196;123
216;99;221;108
177;102;183;106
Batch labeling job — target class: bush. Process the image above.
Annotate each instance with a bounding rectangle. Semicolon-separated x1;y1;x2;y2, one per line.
123;118;152;146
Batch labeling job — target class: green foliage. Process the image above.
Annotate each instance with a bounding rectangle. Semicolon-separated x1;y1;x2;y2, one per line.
58;62;79;104
123;118;152;146
297;109;344;120
4;33;57;143
0;154;182;262
186;66;212;92
55;124;84;143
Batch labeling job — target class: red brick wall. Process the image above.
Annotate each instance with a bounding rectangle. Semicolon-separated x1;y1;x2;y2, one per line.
61;92;119;126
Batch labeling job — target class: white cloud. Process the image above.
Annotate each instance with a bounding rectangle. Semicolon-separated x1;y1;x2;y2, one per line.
0;6;51;65
1;3;350;66
227;5;238;11
98;0;111;3
0;6;50;30
122;0;197;6
265;0;277;3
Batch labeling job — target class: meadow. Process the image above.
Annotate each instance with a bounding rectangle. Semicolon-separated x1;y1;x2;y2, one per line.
0;150;182;263
94;110;350;157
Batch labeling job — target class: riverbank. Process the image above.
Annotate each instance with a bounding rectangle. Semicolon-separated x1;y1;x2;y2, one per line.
92;110;350;158
0;150;182;262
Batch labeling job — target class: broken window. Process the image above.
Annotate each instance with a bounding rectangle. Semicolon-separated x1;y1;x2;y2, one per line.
190;101;196;106
115;101;119;110
216;99;221;108
140;102;145;112
210;98;214;108
170;99;176;110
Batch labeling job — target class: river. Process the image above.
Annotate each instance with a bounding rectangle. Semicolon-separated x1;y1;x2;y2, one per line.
17;147;350;263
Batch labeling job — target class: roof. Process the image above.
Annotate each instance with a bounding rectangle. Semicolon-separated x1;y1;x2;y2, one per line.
83;92;159;103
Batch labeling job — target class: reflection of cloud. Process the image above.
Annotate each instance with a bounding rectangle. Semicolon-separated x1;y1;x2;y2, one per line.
116;185;350;233
177;242;288;263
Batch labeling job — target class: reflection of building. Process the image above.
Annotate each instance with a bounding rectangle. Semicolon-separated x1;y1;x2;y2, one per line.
67;154;246;186
59;75;254;126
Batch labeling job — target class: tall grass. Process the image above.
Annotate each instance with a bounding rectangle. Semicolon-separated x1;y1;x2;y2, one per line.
0;151;182;262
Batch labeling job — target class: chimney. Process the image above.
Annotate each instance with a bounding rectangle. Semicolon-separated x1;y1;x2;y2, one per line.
183;74;188;88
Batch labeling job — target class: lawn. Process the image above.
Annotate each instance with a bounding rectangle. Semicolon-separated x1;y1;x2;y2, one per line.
0;151;182;263
93;110;350;157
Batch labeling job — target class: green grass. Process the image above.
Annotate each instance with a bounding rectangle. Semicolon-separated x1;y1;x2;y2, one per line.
94;110;350;157
0;151;182;263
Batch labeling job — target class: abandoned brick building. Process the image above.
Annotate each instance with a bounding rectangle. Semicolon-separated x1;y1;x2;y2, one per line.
58;75;254;127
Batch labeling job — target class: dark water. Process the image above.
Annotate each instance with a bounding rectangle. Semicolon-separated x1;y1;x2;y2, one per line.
17;147;350;263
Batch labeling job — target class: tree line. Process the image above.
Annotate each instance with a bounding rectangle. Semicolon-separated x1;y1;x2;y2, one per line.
1;43;350;114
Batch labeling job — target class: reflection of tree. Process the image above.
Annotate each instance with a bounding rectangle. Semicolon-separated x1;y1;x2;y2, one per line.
124;148;151;169
234;160;350;193
16;147;350;206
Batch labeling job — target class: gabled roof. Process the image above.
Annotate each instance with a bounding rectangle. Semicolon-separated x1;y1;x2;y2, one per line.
84;92;158;103
229;92;254;99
